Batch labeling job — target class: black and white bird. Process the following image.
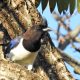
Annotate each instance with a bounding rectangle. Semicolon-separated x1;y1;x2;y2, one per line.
4;19;51;70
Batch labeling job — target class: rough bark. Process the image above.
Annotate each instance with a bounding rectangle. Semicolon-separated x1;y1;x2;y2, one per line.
0;0;75;80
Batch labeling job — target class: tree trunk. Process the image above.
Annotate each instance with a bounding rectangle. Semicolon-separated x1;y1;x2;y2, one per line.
0;0;75;80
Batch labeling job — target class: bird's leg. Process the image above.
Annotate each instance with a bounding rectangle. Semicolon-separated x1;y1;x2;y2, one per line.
25;64;33;70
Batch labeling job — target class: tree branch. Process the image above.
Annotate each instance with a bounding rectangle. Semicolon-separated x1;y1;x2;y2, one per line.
0;0;75;79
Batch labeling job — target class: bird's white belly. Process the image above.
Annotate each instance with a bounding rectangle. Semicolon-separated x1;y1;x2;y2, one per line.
9;38;38;65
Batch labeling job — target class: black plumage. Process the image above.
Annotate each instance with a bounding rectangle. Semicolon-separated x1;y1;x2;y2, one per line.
23;26;45;52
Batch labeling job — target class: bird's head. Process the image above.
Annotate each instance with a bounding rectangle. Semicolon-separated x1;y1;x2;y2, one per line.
23;25;51;41
23;18;51;41
22;19;52;52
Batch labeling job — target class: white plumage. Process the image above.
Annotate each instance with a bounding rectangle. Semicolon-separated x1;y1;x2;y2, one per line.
6;38;38;70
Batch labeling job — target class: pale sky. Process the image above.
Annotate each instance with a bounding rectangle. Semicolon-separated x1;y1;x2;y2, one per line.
38;3;80;79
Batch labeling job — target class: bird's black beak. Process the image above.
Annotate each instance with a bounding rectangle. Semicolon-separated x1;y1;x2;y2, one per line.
42;27;52;32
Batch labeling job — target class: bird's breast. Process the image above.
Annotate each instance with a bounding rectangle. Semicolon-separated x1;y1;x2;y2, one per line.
15;52;38;65
8;38;38;65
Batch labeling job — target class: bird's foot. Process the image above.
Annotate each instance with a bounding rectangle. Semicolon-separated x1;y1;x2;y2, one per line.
25;64;33;71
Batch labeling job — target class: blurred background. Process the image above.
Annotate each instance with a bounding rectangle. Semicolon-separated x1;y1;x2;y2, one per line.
38;2;80;79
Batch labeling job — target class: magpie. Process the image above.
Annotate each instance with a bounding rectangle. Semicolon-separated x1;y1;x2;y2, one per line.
4;20;51;70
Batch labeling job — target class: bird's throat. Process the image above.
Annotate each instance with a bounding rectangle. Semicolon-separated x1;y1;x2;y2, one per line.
23;39;41;52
